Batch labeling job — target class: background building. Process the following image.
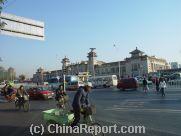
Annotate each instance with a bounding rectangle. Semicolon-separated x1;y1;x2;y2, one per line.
179;64;181;68
95;47;170;78
0;66;16;82
170;62;179;69
32;47;170;83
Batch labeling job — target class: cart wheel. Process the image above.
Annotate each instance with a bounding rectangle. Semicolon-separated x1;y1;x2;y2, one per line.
45;120;58;133
90;123;105;136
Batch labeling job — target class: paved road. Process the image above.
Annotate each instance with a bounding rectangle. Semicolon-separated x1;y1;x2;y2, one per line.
0;88;181;136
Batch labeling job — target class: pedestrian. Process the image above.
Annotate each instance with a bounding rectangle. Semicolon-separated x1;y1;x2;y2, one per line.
155;78;160;93
159;78;167;97
143;78;148;93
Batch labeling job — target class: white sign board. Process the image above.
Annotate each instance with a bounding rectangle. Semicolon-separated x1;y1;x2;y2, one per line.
0;12;45;40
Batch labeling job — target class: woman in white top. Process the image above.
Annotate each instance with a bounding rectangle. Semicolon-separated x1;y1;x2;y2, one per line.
159;78;167;96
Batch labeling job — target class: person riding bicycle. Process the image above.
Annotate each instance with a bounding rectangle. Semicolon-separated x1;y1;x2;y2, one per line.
71;82;92;127
16;85;28;105
1;84;8;96
55;84;67;108
2;82;16;100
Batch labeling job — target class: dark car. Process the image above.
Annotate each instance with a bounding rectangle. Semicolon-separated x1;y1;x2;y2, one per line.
28;86;54;100
117;78;139;91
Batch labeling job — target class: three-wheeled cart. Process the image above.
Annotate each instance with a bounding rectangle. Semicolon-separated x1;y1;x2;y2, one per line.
42;109;74;125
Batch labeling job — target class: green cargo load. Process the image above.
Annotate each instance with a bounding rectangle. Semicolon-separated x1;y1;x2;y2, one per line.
42;109;74;125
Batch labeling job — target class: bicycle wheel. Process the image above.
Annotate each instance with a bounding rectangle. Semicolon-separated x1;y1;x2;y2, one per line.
15;102;21;110
90;122;105;136
15;99;21;111
23;101;30;112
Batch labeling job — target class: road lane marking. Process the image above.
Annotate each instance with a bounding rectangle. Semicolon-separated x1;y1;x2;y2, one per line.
104;107;181;113
97;117;180;136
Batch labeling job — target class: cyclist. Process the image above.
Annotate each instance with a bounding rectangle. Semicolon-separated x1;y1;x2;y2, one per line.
55;85;66;100
16;85;28;106
55;84;67;108
71;82;92;127
1;84;8;96
2;82;16;101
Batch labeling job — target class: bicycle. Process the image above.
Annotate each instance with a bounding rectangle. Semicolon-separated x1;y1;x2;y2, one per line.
78;113;104;136
15;95;30;112
71;105;104;136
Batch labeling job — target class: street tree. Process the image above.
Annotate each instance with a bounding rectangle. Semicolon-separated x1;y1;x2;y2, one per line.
19;74;26;82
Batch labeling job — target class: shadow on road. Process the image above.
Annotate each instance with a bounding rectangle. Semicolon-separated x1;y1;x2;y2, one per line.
0;125;28;136
0;109;20;113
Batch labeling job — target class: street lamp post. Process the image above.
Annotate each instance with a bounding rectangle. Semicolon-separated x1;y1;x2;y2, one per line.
113;44;121;78
118;61;121;78
0;57;4;81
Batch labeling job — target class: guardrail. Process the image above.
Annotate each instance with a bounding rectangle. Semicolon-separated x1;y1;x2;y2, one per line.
138;80;181;90
167;80;181;89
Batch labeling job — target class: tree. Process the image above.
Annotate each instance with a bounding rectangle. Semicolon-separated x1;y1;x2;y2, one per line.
19;74;26;82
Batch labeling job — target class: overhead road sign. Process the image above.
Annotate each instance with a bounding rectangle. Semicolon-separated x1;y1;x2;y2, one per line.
0;12;45;40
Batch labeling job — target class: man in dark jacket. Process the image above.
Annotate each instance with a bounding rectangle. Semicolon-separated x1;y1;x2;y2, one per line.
71;82;92;127
143;78;148;93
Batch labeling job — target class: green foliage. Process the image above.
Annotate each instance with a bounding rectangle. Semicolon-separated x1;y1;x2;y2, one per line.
19;74;26;82
0;0;6;4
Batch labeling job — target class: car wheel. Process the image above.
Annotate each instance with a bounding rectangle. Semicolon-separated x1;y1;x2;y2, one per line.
43;96;48;100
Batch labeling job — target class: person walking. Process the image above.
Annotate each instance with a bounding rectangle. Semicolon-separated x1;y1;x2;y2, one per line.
155;78;160;93
143;78;148;93
159;78;167;97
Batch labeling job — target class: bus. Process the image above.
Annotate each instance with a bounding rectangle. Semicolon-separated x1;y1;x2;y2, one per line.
64;75;86;91
88;75;118;88
48;75;85;91
47;77;60;90
169;72;181;80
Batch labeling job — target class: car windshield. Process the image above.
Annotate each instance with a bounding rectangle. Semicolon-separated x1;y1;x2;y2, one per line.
37;87;49;91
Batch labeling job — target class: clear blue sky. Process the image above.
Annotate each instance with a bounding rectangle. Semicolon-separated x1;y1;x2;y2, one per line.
1;0;181;77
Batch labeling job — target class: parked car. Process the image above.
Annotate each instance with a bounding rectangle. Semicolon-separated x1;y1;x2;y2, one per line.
28;86;54;100
117;78;139;90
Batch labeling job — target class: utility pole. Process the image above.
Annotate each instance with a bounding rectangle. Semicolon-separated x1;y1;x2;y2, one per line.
113;44;121;78
63;68;66;92
0;57;3;81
